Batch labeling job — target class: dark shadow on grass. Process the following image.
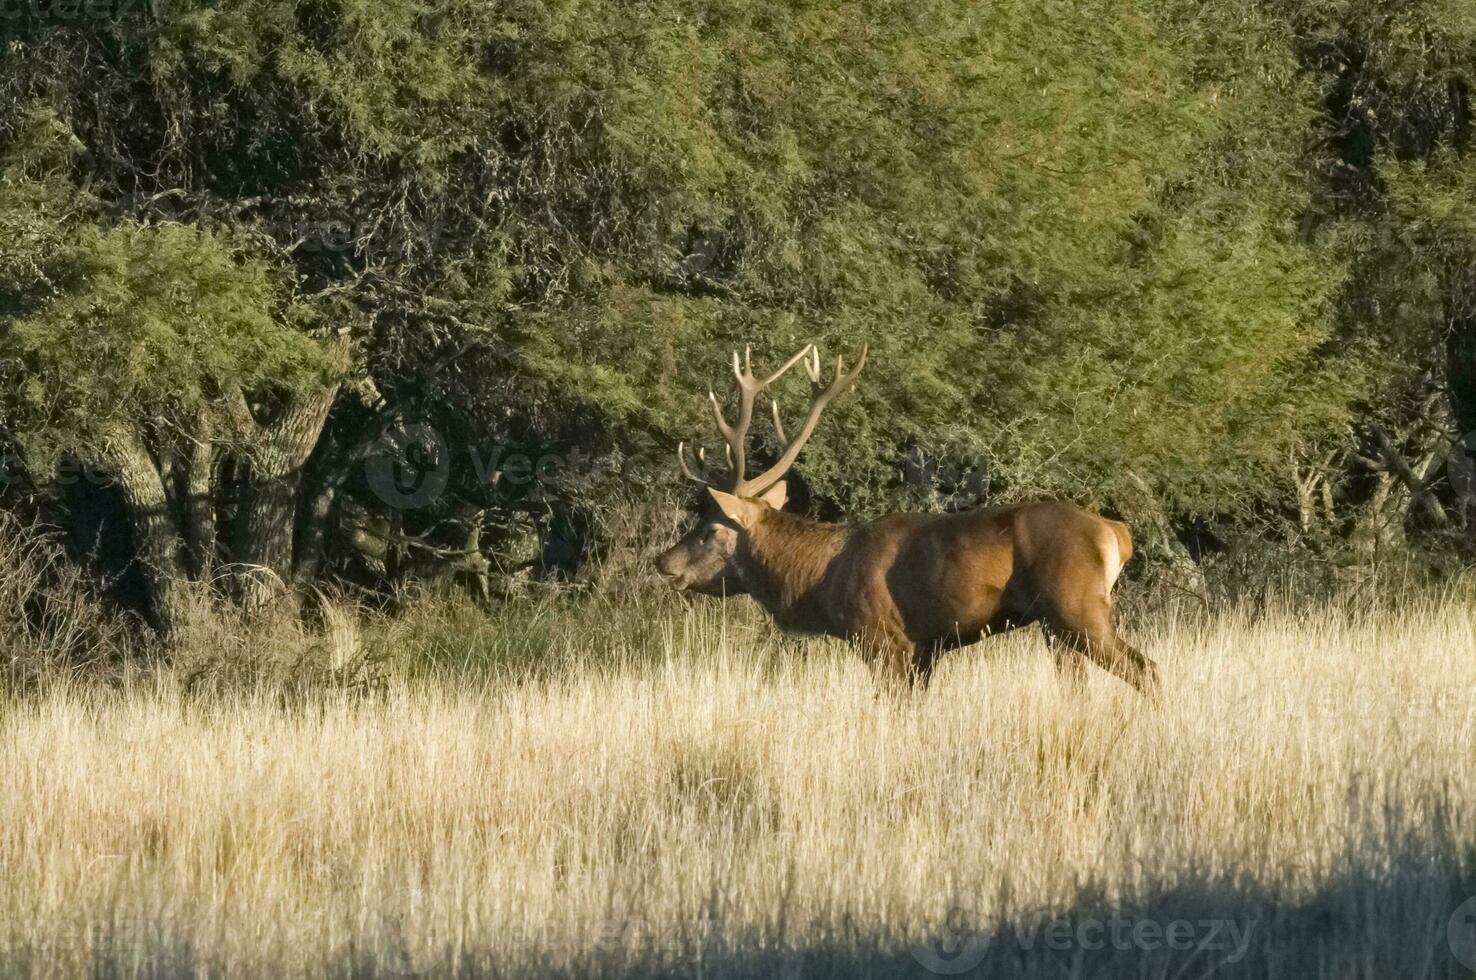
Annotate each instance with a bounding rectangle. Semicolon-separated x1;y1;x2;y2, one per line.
575;848;1476;980
53;835;1471;979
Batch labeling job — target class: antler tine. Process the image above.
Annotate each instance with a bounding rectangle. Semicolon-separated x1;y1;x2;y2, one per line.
736;343;869;496
757;344;814;388
677;442;712;486
707;382;747;485
770;397;787;446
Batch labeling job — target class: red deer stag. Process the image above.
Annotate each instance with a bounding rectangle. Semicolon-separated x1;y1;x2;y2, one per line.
654;344;1160;695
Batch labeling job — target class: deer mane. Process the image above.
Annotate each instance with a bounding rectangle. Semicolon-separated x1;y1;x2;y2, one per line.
737;510;850;621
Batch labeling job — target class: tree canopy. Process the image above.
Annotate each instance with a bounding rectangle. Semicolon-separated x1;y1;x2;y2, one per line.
3;0;1476;617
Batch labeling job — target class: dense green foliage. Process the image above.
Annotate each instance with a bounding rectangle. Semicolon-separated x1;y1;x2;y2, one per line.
2;218;332;464
3;0;1476;617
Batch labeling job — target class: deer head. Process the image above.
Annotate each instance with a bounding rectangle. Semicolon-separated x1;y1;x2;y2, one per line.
654;342;866;594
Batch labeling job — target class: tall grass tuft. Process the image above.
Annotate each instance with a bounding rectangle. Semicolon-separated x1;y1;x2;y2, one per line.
0;513;137;688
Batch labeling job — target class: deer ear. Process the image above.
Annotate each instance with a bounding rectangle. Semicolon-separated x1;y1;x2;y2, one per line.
757;480;788;511
708;487;763;529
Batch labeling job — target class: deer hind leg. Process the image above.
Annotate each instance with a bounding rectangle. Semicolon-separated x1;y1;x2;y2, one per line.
1043;598;1160;697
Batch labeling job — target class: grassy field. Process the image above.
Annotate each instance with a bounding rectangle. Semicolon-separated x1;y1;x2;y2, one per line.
2;593;1475;978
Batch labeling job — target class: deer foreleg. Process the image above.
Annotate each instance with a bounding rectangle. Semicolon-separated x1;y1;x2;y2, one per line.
856;628;930;693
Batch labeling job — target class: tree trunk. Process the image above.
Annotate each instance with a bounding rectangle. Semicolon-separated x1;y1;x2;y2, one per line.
293;471;340;586
107;429;190;636
233;384;338;610
457;515;490;602
1370;425;1450;531
1351;470;1406;565
1446;321;1476;545
1447;433;1476;532
182;421;217;580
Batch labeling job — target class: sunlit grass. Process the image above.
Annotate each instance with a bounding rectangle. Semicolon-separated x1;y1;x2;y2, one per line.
1;595;1474;977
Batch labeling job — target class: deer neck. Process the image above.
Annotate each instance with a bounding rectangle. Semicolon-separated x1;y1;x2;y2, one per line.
735;510;849;629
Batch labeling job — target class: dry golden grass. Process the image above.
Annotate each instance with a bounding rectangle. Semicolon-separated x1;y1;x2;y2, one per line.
1;594;1475;978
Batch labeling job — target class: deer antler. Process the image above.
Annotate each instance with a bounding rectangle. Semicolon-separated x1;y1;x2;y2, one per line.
676;342;866;496
677;344;812;488
738;344;867;496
